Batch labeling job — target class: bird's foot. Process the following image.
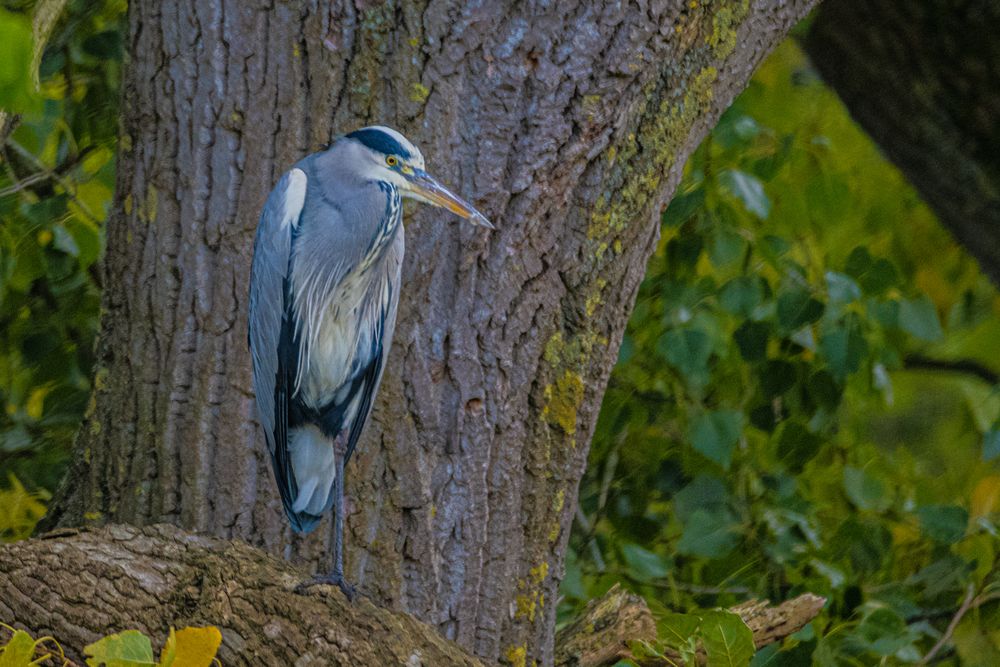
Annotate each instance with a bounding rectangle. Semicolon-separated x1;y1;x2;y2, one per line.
294;572;356;600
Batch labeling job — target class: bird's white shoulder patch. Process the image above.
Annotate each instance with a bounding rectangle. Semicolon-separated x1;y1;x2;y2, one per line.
282;168;308;229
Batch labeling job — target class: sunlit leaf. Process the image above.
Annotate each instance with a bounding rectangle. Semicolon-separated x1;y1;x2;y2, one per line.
84;630;155;667
699;610;754;667
159;626;222;667
0;629;38;666
719;169;771;219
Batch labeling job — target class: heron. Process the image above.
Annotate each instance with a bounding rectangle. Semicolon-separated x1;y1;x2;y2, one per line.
248;126;492;596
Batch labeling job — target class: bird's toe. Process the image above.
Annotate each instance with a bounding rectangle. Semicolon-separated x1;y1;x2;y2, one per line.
295;573;356;601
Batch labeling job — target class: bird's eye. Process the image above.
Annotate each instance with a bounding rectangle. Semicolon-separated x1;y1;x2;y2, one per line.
386;155;398;167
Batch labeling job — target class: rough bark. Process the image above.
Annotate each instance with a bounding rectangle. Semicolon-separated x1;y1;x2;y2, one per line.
39;1;815;663
806;0;1000;286
0;524;485;666
555;584;825;666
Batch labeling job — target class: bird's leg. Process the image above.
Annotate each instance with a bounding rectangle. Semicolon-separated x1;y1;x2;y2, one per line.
295;429;355;600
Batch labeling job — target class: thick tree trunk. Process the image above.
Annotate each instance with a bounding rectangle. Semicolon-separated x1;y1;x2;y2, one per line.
806;0;1000;285
40;1;814;662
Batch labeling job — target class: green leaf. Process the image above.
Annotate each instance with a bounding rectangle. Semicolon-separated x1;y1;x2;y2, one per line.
657;612;702;650
733;320;769;361
84;630;155;667
621;543;670;581
825;271;861;306
0;629;38;667
658;328;712;384
719;169;771;219
676;509;740;558
663;188;704;227
843;466;890;512
776;420;823;472
719;277;764;317
0;9;38;113
689;410;743;469
916;504;968;545
819;316;867;381
710;228;747;267
854;606;912;657
699;610;755;667
845;247;899;295
898;295;944;342
760;360;796;398
776;289;824;331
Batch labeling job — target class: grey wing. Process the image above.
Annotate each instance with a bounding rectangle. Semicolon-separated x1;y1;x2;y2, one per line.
248;168;307;460
342;232;403;464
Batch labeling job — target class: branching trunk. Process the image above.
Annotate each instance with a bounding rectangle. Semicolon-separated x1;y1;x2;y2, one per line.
0;527;822;665
806;0;1000;285
39;1;815;662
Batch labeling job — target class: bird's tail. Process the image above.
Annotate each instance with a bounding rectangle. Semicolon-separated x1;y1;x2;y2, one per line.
283;423;337;533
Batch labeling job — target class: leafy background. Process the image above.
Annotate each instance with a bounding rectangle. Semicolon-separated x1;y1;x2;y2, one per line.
1;2;998;665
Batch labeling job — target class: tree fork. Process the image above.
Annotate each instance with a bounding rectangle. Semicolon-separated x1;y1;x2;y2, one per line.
40;1;816;662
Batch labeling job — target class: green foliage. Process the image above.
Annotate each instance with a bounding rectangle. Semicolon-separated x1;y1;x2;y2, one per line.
0;0;124;492
567;40;1000;665
0;624;222;667
0;474;48;542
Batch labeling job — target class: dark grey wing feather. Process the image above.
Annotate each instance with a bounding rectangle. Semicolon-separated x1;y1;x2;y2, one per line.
248;168;308;527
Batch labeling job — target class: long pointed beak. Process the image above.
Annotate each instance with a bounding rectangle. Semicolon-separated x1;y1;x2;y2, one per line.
405;169;494;229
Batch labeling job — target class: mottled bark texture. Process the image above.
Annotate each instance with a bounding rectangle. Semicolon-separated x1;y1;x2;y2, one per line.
40;0;814;663
0;524;485;666
806;0;1000;286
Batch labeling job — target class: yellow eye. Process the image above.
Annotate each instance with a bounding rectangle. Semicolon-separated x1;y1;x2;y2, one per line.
386;155;398;167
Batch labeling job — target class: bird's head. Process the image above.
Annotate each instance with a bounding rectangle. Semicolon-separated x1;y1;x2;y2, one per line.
344;126;493;229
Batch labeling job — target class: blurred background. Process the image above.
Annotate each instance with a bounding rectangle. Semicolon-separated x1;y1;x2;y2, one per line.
1;2;998;664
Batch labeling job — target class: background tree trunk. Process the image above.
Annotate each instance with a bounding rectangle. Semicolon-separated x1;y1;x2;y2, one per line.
806;0;1000;286
40;1;814;662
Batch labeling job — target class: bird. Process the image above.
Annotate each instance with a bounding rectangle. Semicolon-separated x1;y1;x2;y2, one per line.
248;126;492;597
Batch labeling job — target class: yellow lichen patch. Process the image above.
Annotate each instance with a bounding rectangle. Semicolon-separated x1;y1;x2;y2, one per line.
548;519;561;543
544;331;564;366
505;645;527;667
530;561;549;584
410;82;430;104
515;593;536;622
708;1;750;60
553;488;566;513
542;371;584;436
123;193;133;215
585;278;608;317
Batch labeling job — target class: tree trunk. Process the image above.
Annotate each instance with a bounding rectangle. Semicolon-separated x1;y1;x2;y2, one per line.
40;1;815;663
805;0;1000;285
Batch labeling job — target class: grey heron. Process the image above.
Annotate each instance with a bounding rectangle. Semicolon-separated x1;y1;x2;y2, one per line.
248;126;492;596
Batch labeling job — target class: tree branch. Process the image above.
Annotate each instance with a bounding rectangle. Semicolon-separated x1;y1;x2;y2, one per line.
903;354;999;385
555;584;825;666
0;524;485;667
